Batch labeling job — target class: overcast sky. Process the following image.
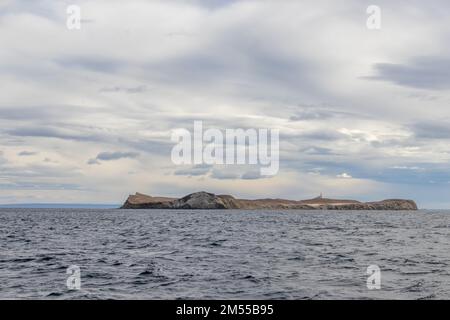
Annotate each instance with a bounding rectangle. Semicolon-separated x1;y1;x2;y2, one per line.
1;0;450;208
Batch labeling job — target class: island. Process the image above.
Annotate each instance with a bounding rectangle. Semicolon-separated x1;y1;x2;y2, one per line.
120;191;418;210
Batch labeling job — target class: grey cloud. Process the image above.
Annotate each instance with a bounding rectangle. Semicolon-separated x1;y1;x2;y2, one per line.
18;151;38;156
174;165;268;180
6;127;99;142
174;164;212;176
116;138;173;156
87;158;100;165
95;151;140;161
0;106;71;121
300;146;336;155
54;56;125;73
0;0;64;21
368;138;413;149
210;168;240;180
411;120;450;139
0;151;7;165
0;182;82;191
0;105;107;121
290;112;335;121
367;57;450;90
282;130;345;142
240;170;262;180
0;163;83;179
140;32;322;101
289;106;365;121
3;116;173;157
303;131;345;142
211;168;270;180
184;0;238;9
99;85;147;94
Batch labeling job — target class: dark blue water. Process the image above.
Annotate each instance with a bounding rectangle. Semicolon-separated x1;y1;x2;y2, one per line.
0;209;448;299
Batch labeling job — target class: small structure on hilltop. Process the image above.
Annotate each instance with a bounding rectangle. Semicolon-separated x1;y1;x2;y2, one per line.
312;192;323;200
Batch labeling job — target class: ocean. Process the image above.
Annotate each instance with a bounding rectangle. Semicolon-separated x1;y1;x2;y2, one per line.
0;209;448;299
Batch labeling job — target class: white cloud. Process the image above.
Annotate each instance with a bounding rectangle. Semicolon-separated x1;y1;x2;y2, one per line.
337;173;353;179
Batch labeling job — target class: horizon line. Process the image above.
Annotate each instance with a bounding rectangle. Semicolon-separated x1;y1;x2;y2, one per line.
0;203;119;209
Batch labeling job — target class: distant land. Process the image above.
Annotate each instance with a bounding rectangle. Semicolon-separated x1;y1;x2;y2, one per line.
121;191;418;210
0;203;119;209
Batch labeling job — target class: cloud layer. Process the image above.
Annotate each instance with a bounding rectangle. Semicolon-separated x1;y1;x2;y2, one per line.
1;0;450;208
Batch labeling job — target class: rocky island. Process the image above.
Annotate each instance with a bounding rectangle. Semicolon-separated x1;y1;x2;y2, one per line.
121;191;418;210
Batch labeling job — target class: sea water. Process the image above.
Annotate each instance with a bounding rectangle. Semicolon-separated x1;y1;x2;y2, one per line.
0;209;448;299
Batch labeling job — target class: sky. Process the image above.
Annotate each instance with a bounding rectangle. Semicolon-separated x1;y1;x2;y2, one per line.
1;0;450;208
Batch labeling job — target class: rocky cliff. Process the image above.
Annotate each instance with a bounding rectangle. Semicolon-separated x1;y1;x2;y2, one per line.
121;191;418;210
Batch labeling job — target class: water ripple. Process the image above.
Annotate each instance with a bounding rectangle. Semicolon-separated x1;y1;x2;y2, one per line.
0;208;449;299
